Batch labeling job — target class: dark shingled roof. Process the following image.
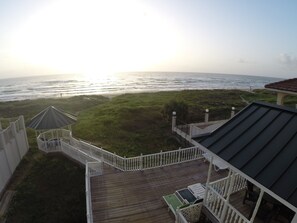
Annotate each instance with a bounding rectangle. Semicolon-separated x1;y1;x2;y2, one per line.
27;106;76;130
265;78;297;93
198;102;297;208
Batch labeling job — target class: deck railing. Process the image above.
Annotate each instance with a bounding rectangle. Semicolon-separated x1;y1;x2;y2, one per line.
204;174;248;223
209;173;246;197
176;203;203;223
36;129;72;153
37;129;205;171
85;161;102;223
173;120;227;142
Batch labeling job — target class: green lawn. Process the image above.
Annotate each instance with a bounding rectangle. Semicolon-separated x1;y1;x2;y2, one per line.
2;89;297;222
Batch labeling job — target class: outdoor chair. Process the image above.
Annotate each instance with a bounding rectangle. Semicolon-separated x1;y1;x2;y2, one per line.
163;188;203;216
202;153;229;171
162;193;190;216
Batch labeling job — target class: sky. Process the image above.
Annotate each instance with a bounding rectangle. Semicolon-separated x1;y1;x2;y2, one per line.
0;0;296;79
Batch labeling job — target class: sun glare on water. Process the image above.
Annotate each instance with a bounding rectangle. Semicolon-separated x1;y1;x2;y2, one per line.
10;0;181;78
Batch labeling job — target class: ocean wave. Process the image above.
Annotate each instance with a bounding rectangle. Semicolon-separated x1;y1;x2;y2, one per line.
0;73;282;102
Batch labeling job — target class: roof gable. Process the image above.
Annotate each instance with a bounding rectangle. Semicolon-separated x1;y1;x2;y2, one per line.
198;102;297;208
27;106;77;130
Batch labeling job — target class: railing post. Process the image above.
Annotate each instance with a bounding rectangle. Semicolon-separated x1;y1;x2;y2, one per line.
160;150;163;167
220;171;236;222
189;124;193;138
194;146;198;159
231;107;235;118
113;152;116;167
178;147;181;163
140;153;143;170
172;111;176;132
205;109;209;123
124;156;126;171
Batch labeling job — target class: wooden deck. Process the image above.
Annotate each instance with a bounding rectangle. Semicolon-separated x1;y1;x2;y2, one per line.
91;159;227;223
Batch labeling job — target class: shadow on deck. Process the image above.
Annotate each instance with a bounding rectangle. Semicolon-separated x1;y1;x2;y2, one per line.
91;160;227;223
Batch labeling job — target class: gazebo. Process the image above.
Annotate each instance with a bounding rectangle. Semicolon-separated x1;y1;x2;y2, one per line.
27;106;77;133
27;106;77;152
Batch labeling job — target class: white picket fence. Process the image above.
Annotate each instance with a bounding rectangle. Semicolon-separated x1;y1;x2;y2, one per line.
0;116;29;196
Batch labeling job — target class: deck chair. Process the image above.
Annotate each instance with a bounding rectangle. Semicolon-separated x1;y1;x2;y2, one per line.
202;153;229;171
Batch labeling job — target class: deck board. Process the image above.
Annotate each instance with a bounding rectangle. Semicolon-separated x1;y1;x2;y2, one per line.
91;159;226;223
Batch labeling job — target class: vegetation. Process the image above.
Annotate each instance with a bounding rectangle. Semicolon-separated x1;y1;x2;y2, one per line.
2;89;297;222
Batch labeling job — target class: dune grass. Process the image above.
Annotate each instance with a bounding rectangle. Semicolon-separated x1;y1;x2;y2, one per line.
2;89;297;222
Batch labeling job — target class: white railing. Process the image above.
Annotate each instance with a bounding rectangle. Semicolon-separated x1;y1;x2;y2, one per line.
37;129;72;153
61;141;99;165
173;120;228;144
37;129;205;171
77;140;204;171
176;203;203;223
190;120;227;138
204;174;249;223
209;173;246;197
85;162;102;223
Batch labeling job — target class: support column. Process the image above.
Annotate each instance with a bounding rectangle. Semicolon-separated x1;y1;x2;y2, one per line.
291;212;297;223
249;189;264;223
205;109;209;123
203;155;213;206
276;93;286;105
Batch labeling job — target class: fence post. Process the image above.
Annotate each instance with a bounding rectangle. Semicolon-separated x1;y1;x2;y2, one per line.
205;109;209;123
11;122;22;159
160;150;163;167
231;107;235;118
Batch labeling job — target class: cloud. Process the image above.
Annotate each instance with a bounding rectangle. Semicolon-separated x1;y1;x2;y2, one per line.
279;53;297;66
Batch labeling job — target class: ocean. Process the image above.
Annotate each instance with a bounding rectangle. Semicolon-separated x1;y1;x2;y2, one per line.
0;72;282;102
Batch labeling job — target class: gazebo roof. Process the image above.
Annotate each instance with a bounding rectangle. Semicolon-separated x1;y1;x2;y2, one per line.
265;78;297;94
197;102;297;209
27;106;77;130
